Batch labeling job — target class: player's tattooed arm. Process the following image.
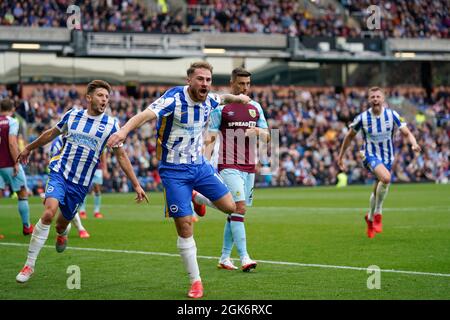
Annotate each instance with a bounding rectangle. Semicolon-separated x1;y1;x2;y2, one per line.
17;127;61;165
203;131;218;160
107;109;157;148
220;93;251;105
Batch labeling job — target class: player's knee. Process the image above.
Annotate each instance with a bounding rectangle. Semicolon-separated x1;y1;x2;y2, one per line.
235;204;246;215
381;175;391;185
176;219;193;238
223;202;236;214
18;188;28;198
41;209;55;224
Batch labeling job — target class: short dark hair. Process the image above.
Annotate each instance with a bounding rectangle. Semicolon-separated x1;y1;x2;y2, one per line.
187;61;213;77
231;67;251;81
86;80;112;95
0;99;14;112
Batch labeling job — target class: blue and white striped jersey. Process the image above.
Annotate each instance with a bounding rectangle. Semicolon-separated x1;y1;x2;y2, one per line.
50;135;64;157
349;106;406;166
49;108;119;186
148;86;221;165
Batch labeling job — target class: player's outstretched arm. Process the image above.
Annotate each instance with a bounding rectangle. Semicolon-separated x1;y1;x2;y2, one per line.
113;146;149;203
337;129;357;171
203;132;217;161
220;93;251;105
245;127;270;143
400;126;421;153
17;127;61;165
107;109;157;148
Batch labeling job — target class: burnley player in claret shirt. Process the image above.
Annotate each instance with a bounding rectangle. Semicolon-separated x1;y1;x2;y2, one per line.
193;67;269;272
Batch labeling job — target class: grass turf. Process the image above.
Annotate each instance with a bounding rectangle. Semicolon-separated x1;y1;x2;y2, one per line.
0;183;449;300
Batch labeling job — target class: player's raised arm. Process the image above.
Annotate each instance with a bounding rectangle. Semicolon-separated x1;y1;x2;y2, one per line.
399;126;422;153
220;93;251;105
17;127;61;165
113;146;148;203
337;129;358;171
107;109;157;148
203;131;218;161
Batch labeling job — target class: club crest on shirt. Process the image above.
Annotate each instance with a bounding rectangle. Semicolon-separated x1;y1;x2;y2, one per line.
98;124;106;133
248;109;256;118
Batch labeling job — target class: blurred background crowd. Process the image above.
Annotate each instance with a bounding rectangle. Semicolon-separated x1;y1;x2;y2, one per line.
0;0;448;38
0;83;448;195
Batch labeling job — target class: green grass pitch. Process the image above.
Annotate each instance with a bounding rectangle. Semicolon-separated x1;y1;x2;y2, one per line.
1;183;449;300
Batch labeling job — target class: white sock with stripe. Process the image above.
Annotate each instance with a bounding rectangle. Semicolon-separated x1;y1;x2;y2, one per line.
25;219;50;268
71;213;85;232
375;183;390;214
177;236;201;284
193;192;217;209
368;193;376;221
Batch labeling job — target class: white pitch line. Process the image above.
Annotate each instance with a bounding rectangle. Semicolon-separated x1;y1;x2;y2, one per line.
1;204;449;212
1;242;450;278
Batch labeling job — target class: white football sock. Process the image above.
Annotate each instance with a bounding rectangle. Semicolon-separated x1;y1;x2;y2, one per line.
177;236;201;284
25;219;50;268
368;193;376;221
194;192;217;209
71;213;85;232
375;182;390;214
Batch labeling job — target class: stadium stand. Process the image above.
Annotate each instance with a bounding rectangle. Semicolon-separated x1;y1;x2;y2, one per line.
1;0;448;37
1;83;448;194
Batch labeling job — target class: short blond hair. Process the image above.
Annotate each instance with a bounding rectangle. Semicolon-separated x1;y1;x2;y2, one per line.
187;61;213;77
368;86;384;95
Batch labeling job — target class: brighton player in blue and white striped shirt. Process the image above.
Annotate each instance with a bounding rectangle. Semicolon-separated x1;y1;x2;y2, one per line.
49;133;90;238
16;80;148;283
107;61;250;299
338;87;421;238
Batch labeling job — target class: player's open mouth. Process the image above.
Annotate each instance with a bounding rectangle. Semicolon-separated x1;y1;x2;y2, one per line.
199;89;207;95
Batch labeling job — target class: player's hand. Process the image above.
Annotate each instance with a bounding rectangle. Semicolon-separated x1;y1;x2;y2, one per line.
17;147;31;165
13;164;19;177
134;186;149;204
245;127;259;137
238;94;251;104
107;130;127;148
412;144;421;153
337;157;345;171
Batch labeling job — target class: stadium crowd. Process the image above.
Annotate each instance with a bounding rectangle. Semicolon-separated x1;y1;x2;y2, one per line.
341;0;449;38
0;83;448;195
0;0;448;38
0;0;186;33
